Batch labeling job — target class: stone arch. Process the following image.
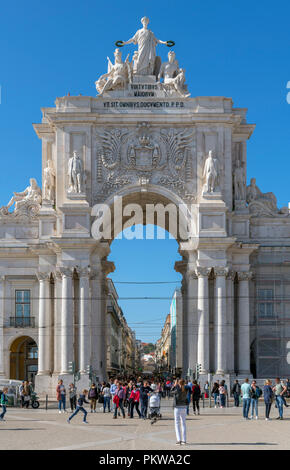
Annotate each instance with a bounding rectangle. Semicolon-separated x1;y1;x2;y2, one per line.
9;335;38;382
95;183;195;244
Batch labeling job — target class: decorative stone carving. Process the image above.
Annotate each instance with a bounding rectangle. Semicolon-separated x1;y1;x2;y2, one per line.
226;270;236;281
234;159;246;202
246;178;289;217
196;267;212;278
158;51;190;98
95;48;130;96
121;17;167;76
0;178;42;218
202;150;220;194
43;159;56;203
94;124;195;202
67;151;84;194
214;267;229;277
237;271;253;282
36;272;51;282
76;266;90;278
56;267;74;278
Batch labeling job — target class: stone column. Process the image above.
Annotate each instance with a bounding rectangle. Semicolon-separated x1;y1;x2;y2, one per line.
78;267;91;374
186;270;198;373
226;270;235;373
37;272;51;375
237;271;252;375
60;267;74;374
196;267;211;374
0;276;5;377
53;270;62;374
214;267;228;375
90;267;103;379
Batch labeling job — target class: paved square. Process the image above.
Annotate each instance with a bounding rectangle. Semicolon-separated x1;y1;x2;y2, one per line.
1;399;289;450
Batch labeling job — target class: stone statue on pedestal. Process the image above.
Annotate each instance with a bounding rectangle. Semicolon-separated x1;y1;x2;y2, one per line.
95;48;130;95
43;159;56;203
121;17;167;76
158;50;190;97
67;151;84;194
202;150;220;194
234;159;246;201
0;178;42;216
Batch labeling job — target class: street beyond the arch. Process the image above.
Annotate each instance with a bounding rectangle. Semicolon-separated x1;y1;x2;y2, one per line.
1;400;289;451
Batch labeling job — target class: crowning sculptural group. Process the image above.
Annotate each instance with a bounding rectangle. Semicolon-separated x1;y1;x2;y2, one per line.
95;17;189;98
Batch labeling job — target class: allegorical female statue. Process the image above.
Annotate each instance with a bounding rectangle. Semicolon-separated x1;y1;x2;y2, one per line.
121;17;167;75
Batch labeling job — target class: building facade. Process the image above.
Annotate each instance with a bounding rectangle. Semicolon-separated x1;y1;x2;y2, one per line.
1;18;290;393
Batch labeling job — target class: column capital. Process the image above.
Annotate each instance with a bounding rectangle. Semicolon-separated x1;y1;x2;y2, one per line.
56;266;74;278
214;267;229;278
76;266;90;279
226;269;236;281
237;271;253;282
89;267;102;281
196;267;211;278
36;272;51;282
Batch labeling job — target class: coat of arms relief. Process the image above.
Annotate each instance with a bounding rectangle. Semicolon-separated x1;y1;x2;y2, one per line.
93;123;196;203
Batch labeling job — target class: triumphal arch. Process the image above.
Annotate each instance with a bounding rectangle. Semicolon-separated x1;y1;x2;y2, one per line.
1;17;290;393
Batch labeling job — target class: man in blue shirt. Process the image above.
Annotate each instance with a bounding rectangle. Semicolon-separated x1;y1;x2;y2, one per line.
241;378;251;419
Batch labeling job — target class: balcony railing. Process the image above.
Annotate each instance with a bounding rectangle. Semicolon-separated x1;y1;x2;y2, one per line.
10;317;35;328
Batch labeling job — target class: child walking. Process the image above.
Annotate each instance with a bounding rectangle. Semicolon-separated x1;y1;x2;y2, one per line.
67;389;89;424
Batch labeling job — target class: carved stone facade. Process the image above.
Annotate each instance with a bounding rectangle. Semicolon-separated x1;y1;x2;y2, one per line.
0;19;290;393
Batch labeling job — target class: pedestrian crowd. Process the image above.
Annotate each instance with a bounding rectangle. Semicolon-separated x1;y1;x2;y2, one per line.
0;375;289;447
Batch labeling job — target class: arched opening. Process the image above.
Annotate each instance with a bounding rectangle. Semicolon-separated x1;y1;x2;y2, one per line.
10;336;38;384
98;187;189;377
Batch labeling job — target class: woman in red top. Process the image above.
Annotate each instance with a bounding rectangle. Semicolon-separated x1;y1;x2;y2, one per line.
130;385;141;418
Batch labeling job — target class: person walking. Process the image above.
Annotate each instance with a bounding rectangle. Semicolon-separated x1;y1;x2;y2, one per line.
212;382;220;408
263;379;274;421
273;377;287;420
204;381;209;399
241;378;251;420
113;383;126;419
0;387;9;421
250;380;261;420
88;383;98;413
185;380;192;415
140;381;152;419
19;381;25;408
68;383;77;411
67;389;89;424
172;379;189;446
219;380;227;408
102;383;111;413
232;380;241;407
280;380;289;407
192;380;201;415
56;379;66;413
129;385;141;418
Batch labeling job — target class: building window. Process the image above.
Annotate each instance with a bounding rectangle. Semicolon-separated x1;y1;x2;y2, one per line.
15;290;31;326
257;289;274;317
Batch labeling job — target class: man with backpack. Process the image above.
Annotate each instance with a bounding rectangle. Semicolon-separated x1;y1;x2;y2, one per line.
88;383;98;413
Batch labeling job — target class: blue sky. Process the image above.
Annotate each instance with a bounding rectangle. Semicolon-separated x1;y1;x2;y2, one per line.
1;0;290;342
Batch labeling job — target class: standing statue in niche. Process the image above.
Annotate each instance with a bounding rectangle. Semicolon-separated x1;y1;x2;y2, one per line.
234;159;246;200
43;159;56;202
202;150;220;194
121;17;168;76
158;50;190;97
67;151;84;194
